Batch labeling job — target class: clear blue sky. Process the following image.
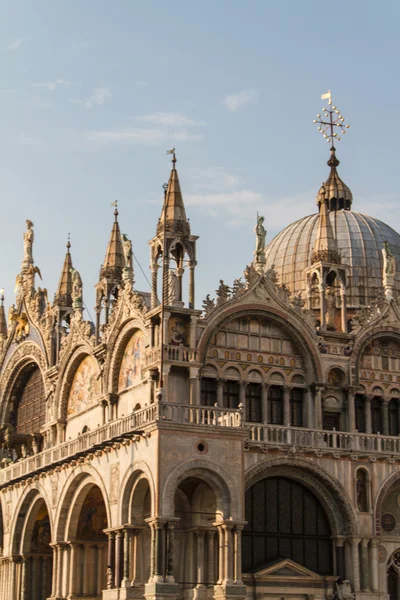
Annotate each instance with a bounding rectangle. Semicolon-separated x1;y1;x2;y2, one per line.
1;0;400;317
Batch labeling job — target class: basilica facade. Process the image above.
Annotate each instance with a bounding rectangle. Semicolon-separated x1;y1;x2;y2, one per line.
0;144;399;600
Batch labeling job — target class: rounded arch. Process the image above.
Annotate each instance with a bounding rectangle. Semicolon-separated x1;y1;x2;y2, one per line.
246;367;264;382
202;363;219;378
162;458;239;520
350;327;400;386
223;366;241;380
11;485;53;555
245;457;357;537
57;348;101;421
55;466;111;540
198;305;322;383
107;319;150;394
267;370;286;384
374;470;400;535
327;366;347;387
119;460;156;523
0;342;48;423
355;466;371;513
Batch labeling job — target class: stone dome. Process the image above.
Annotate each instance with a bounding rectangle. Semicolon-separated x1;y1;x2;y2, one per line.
264;210;400;308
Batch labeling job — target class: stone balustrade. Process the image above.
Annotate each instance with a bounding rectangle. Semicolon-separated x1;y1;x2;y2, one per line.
247;423;400;456
143;345;198;368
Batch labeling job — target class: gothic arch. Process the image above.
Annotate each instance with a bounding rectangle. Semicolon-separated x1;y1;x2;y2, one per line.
57;347;101;421
0;342;48;423
119;460;156;523
162;458;238;520
197;305;322;383
245;457;357;537
55;466;111;540
107;319;149;394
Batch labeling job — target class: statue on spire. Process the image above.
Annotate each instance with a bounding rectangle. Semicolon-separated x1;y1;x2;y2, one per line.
22;220;34;270
382;241;396;300
254;213;266;272
122;234;134;285
70;268;83;310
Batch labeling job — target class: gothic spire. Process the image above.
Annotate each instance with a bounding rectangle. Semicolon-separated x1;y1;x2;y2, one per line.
54;238;73;307
157;151;190;236
316;147;353;212
312;185;341;265
101;207;125;281
0;292;7;337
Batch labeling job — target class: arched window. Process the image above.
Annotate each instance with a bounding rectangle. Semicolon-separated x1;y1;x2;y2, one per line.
13;365;45;435
200;378;217;406
223;381;239;409
290;388;304;427
371;398;382;434
246;383;262;422
356;468;369;512
243;477;332;574
389;399;399;436
355;395;366;433
268;386;283;425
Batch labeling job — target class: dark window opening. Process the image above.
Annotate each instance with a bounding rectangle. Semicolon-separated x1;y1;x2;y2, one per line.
323;412;340;431
243;477;332;575
371;398;382;434
200;378;217;407
223;381;240;409
268;386;283;425
290;388;304;427
246;383;262;422
355;395;366;433
389;399;399;436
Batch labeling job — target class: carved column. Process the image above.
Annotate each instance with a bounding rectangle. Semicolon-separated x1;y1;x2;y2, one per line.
351;538;361;592
56;544;64;599
20;556;30;600
335;538;346;579
196;530;205;587
68;542;77;596
382;399;389;436
154;520;166;583
217;379;224;408
239;382;247;414
151;264;159;309
340;287;347;333
97;545;104;595
114;530;123;589
121;528;132;588
319;283;326;329
222;522;234;584
189;262;196;309
314;386;323;430
346;388;356;432
365;395;372;434
233;524;245;585
360;538;370;592
262;384;269;424
370;540;379;592
166;521;177;584
215;524;224;584
283;385;291;427
107;531;115;588
189;367;200;405
31;556;39;600
207;530;216;585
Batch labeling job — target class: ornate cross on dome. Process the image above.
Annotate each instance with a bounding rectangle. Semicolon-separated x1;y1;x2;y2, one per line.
313;91;350;146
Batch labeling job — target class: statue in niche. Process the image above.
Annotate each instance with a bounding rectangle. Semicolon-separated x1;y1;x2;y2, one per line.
70;268;83;308
106;566;113;589
22;220;34;266
168;269;180;304
356;470;368;512
325;286;336;330
255;214;266;254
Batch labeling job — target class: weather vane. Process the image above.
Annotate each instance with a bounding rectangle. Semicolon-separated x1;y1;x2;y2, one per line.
314;91;350;146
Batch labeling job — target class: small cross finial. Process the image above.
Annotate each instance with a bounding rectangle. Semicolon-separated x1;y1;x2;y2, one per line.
110;200;118;219
313;91;350;147
67;233;71;251
0;289;4;304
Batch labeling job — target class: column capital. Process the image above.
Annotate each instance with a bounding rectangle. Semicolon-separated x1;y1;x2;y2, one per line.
145;517;168;529
361;538;370;548
351;537;361;546
370;538;379;548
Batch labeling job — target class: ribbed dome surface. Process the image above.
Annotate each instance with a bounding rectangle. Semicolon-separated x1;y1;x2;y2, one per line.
265;210;400;307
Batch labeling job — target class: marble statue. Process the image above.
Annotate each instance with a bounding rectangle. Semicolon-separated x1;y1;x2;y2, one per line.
383;241;396;276
168;269;180;304
122;234;133;270
71;268;83;308
326;287;336;330
23;220;34;265
216;280;231;305
333;579;354;600
255;214;266;254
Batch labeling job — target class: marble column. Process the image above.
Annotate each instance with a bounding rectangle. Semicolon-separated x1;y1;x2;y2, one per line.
207;530;216;585
154;521;166;582
217;379;224;408
189;368;200;405
233;524;244;585
97;545;105;595
196;530;205;587
189;263;196;309
370;540;379;592
319;283;326;329
68;542;77;596
121;529;132;588
151;264;159;310
360;538;370;591
56;544;63;599
31;556;38;600
365;395;372;434
262;384;269;424
340;288;348;333
314;386;323;430
223;522;234;584
216;524;224;584
107;531;116;588
166;521;176;583
382;399;389;435
20;556;29;600
115;530;123;588
347;388;356;432
335;538;346;579
351;538;361;592
239;382;247;414
283;385;291;427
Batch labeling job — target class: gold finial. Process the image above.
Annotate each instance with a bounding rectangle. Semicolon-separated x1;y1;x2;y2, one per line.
67;233;71;252
313;91;350;146
0;289;4;304
166;147;176;168
110;200;119;219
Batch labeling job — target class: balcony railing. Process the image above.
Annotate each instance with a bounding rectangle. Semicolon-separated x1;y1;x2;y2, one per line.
143;345;198;368
247;423;400;456
0;403;242;487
